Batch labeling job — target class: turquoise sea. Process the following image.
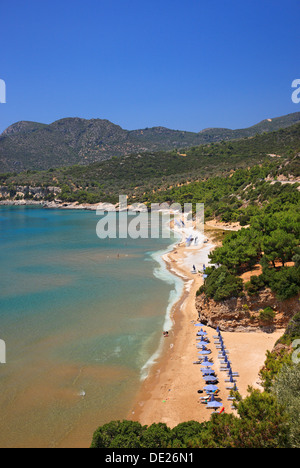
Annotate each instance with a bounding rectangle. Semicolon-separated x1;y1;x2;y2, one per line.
0;206;183;447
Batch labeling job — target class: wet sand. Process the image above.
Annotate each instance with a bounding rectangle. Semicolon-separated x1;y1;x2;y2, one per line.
129;227;283;428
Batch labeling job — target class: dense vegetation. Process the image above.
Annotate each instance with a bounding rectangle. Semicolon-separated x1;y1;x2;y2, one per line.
197;185;300;302
1;112;299;173
1;122;300;205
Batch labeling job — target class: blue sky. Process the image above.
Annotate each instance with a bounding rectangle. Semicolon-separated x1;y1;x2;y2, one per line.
0;0;299;133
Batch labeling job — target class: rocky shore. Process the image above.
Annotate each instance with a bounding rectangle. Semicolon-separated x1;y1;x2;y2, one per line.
196;289;300;333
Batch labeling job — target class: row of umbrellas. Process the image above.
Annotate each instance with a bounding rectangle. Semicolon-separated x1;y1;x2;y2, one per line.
195;324;223;409
214;327;239;394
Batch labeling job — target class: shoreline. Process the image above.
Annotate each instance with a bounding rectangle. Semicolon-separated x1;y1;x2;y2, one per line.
128;224;215;426
128;224;284;428
0;200;112;211
1;202;285;430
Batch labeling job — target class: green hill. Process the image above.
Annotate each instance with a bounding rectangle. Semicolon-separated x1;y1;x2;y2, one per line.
0;112;299;173
1;122;299;204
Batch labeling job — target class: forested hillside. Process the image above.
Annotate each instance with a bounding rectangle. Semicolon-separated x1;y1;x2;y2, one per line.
0;112;299;172
1;122;299;205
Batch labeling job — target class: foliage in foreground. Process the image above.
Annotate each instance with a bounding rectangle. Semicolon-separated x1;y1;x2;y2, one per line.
272;364;300;448
91;309;300;449
90;388;290;449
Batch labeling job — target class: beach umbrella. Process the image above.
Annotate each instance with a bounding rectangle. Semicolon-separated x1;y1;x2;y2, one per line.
202;357;213;365
198;350;211;355
203;375;218;382
221;356;231;369
203;358;212;365
197;330;207;336
204;385;219;392
200;367;215;372
198;346;210;353
201;363;214;369
197;341;209;347
218;353;226;360
201;369;215;375
194;323;206;327
206;395;223;408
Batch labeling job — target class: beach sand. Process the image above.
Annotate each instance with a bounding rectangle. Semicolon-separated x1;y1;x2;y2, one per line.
129;226;284;428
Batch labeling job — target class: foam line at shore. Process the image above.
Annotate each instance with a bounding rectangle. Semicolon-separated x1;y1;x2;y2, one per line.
140;217;205;381
140;237;185;381
152;247;185;332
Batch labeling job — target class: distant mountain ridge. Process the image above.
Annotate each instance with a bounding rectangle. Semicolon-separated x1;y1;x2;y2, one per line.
0;112;300;173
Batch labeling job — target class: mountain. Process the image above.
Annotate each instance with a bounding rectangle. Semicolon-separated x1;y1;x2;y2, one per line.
1;122;299;205
0;112;300;173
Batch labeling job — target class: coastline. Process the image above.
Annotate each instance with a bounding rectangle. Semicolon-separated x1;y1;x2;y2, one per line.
1;202;285;431
0;199;110;211
128;224;284;428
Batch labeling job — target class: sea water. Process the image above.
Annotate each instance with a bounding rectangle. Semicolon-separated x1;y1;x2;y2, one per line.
0;206;183;448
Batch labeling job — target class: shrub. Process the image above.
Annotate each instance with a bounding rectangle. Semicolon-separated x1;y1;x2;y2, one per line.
266;266;300;301
90;420;146;448
278;312;300;346
171;421;204;444
259;350;292;392
140;423;172;448
245;275;266;296
200;266;244;302
272;364;300;448
259;307;276;323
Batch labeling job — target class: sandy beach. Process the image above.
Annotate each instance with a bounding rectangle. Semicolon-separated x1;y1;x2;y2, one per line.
129;225;284;428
